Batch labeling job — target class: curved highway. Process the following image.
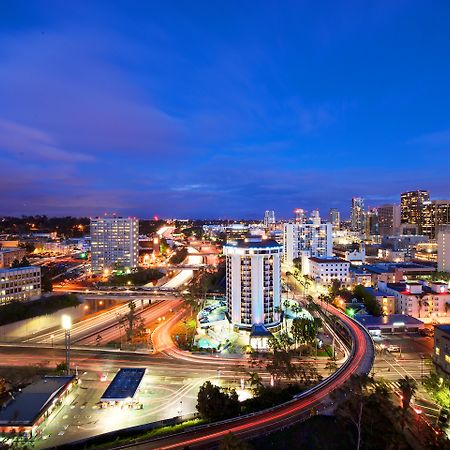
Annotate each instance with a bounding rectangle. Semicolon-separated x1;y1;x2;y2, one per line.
114;302;374;450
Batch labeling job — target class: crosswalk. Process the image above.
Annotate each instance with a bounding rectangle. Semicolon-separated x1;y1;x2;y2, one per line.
379;380;441;425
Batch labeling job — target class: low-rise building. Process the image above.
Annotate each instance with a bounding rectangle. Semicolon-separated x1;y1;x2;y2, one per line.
0;266;41;305
349;266;373;287
303;256;350;286
434;325;450;377
0;248;26;268
378;280;450;322
364;287;396;315
333;244;366;264
0;375;75;438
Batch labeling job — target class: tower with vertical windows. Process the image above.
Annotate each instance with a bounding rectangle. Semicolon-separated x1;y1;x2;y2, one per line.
224;237;282;331
90;216;139;273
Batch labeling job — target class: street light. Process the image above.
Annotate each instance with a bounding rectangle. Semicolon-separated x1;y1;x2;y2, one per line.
61;315;72;376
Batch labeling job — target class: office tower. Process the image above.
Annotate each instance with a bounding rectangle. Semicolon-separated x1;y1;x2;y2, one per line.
377;204;401;236
400;190;430;232
294;208;306;224
351;197;365;233
422;200;450;239
366;207;379;236
224;237;282;330
263;210;276;228
329;208;340;230
438;225;450;272
90;216;139;273
310;209;321;226
283;221;332;265
0;266;41;305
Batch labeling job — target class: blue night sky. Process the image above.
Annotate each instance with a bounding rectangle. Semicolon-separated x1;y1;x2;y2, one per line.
1;1;450;219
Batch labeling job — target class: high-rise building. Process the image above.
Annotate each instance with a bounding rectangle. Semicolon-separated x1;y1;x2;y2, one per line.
351;197;365;233
329;208;340;230
400;190;430;232
283;221;332;265
309;209;321;226
294;208;306;224
377;204;401;236
224;237;282;331
263;210;276;228
438;225;450;273
422;200;450;239
90;217;139;273
366;207;379;236
0;266;41;305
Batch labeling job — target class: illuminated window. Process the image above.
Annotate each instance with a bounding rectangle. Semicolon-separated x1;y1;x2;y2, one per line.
436;347;441;356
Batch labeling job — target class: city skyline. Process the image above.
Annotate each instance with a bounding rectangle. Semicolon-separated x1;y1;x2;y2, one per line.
1;2;450;218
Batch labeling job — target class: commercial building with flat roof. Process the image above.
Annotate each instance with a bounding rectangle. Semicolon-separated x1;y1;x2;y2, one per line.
0;266;41;305
100;368;146;403
355;314;424;333
0;375;75;438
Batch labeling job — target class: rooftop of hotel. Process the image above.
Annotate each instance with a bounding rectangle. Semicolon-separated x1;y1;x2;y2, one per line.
224;238;282;249
309;256;349;264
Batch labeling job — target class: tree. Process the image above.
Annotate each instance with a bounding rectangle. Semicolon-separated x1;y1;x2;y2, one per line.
119;301;145;342
55;361;68;375
196;381;240;422
41;266;53;292
246;372;263;394
330;279;342;297
398;376;417;429
11;256;30;268
334;375;404;450
325;359;338;375
219;433;250;450
353;285;381;316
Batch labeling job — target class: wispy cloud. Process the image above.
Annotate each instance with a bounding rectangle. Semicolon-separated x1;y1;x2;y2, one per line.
0;119;95;163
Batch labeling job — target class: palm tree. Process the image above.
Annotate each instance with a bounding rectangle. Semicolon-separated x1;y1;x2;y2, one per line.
246;372;263;393
398;376;417;429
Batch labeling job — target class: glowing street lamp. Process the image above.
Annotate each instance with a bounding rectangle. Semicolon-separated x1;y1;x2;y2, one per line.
61;315;72;375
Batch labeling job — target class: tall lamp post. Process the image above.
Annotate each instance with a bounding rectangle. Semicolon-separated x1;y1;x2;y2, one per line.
62;315;72;375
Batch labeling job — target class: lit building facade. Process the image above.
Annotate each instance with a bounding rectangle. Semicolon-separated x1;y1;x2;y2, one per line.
263;210;276;228
422;200;450;239
438;225;450;273
304;257;350;286
0;266;41;305
90;217;139;273
400;190;430;232
377;204;401;236
283;221;332;265
351;197;365;233
329;208;340;230
434;325;450;377
224;238;282;331
0;248;26;269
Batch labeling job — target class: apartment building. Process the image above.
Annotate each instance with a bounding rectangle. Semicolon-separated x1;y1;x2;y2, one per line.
90;217;139;273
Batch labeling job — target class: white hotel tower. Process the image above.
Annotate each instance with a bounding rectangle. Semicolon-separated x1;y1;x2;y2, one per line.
223;237;283;332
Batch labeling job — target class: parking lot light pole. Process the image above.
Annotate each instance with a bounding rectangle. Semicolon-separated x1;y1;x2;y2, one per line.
62;315;72;375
